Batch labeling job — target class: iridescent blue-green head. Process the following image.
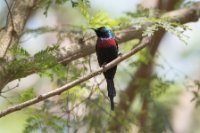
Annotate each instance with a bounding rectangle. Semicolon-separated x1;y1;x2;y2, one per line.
93;27;113;38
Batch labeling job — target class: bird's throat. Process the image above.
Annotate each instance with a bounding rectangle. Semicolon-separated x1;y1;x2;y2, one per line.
97;38;116;47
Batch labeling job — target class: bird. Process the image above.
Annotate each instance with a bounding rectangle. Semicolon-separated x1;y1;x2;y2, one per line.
93;27;118;110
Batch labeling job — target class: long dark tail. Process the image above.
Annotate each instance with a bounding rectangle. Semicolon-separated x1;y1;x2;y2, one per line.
106;79;116;111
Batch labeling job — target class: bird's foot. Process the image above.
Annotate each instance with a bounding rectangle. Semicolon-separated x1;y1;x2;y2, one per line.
118;52;122;56
101;62;107;67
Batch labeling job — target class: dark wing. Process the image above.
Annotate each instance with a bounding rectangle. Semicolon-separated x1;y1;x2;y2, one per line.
95;41;104;66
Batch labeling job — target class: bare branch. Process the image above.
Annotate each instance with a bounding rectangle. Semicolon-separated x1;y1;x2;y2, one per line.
0;37;151;118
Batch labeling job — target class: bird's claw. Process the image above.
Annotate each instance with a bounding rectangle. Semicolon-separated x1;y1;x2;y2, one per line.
118;53;122;56
101;62;107;68
118;52;122;56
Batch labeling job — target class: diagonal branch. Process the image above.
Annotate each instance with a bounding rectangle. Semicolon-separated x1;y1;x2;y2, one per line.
0;37;151;118
0;2;200;118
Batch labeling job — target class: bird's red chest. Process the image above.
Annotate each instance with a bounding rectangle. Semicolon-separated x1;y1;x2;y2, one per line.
97;38;116;48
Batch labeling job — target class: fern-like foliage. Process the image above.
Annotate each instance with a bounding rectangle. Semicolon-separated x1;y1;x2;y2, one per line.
14;88;36;103
23;100;67;133
6;46;66;81
126;9;191;44
69;0;119;29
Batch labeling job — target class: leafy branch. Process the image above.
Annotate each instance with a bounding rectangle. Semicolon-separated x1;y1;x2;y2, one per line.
5;46;65;80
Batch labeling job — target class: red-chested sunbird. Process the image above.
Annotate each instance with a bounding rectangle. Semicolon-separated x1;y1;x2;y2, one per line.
93;27;118;110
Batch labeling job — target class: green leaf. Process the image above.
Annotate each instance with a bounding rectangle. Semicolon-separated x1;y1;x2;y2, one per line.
6;45;66;81
56;0;69;4
9;46;30;58
75;0;90;19
43;0;52;16
89;11;119;28
24;108;67;133
12;88;36;103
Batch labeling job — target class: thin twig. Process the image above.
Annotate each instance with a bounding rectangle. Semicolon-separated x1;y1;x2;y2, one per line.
66;86;94;113
4;0;14;29
0;94;14;105
2;0;15;59
1;79;20;93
